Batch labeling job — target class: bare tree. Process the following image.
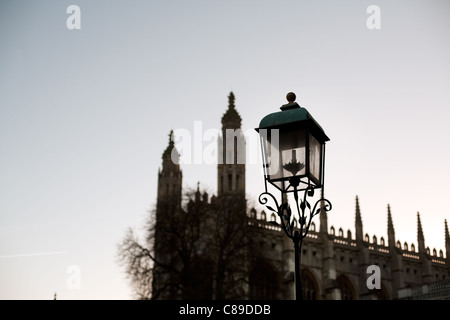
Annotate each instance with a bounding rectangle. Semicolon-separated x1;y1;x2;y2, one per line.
117;226;154;299
117;187;254;299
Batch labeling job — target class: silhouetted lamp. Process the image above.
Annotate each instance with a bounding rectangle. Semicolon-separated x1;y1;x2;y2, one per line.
256;92;330;194
255;92;331;301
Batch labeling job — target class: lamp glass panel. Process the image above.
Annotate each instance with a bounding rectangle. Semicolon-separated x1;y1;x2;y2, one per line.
309;134;321;183
276;127;306;181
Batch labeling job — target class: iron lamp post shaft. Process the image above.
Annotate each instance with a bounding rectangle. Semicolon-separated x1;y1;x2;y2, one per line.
293;233;303;301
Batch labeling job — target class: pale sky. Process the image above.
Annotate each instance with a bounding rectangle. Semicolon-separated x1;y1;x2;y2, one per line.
1;0;449;299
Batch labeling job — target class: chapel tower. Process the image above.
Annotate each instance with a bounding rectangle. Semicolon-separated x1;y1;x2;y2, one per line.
152;131;182;299
217;92;246;198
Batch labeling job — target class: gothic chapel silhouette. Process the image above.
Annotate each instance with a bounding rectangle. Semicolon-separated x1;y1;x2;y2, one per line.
152;92;450;300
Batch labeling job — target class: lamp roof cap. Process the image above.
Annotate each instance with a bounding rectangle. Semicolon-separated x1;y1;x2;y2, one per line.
257;92;330;142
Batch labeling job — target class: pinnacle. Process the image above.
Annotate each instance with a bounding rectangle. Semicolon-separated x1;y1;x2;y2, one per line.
355;195;362;224
228;91;235;109
222;92;242;129
417;212;425;242
162;130;179;166
387;204;395;233
445;219;449;242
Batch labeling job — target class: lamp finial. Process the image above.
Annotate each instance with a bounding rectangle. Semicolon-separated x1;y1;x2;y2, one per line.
286;92;296;104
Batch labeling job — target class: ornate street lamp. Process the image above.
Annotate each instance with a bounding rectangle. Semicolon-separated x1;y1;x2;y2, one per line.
255;92;332;300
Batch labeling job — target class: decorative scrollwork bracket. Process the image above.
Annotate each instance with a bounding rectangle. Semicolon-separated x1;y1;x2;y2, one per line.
258;186;332;243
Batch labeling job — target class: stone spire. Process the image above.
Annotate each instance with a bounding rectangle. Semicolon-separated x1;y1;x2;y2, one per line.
416;212;433;283
417;212;426;254
387;204;394;232
445;219;449;247
195;181;201;202
387;204;396;248
445;219;450;264
221;91;242;130
355;196;363;243
354;196;370;298
387;204;405;298
229;91;235;108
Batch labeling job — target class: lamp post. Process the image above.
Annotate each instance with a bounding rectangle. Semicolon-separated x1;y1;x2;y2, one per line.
255;92;332;300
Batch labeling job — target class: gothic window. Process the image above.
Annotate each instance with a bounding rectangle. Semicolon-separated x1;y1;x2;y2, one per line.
228;174;232;191
270;213;276;222
336;275;356;300
301;269;319;300
236;175;240;190
260;210;266;221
